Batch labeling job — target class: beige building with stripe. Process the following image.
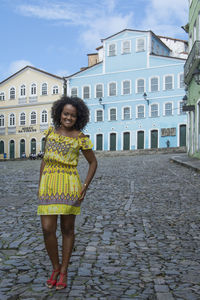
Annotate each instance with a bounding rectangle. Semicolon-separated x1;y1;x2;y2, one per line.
0;66;63;159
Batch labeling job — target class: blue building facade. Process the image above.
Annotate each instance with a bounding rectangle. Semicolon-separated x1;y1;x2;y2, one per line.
66;29;187;151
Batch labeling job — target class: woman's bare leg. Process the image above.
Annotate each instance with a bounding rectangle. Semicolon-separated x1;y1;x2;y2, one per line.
57;214;76;289
41;215;60;286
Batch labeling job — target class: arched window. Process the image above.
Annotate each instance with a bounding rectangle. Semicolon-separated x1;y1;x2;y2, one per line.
0;92;5;100
123;107;131;120
30;112;36;125
42;83;47;95
20;112;26;126
0;141;4;154
150;77;159;92
123;80;131;95
31;138;36;154
109;82;116;96
9;113;15;126
83;86;90;99
0;115;5;127
41;110;48;123
10;87;15;99
41;137;45;152
31;83;37;95
71;87;78;97
53;85;59;94
137;79;145;93
20;85;26;96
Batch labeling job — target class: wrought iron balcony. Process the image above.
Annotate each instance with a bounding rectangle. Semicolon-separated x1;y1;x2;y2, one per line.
184;41;200;84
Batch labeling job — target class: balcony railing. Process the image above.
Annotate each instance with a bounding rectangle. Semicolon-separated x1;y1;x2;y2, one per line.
184;40;200;84
29;96;38;103
18;97;27;104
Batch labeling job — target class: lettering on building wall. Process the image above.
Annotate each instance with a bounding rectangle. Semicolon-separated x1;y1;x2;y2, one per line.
18;127;37;133
161;128;176;137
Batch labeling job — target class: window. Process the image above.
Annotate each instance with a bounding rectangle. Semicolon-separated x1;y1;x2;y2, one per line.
30;111;36;125
20;85;26;96
122;80;131;95
108;44;116;56
71;87;78;97
122;40;131;54
42;83;47;95
31;83;37;95
164;75;173;90
136;38;145;52
9;113;15;126
96;84;103;98
0;115;5;127
0;92;5;100
96;110;103;122
20;112;26;126
53;85;59;94
110;108;117;121
109;82;117;96
123;107;131;120
137;79;145;93
150;77;159;92
83;86;90;99
137;105;144;118
179;73;184;88
151;104;158;117
180;101;186;114
10;87;15;99
41;110;48;123
165;103;172;116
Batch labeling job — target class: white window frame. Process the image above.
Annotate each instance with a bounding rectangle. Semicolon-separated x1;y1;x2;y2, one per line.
95;109;104;122
41;83;48;96
71;87;78;98
178;73;185;89
0;114;5;127
52;85;59;95
109;107;117;121
163;74;174;90
0;91;5;100
150;103;159;118
136;78;145;94
19;112;26;126
121;40;131;54
30;83;37;95
10;87;16;100
20;84;26;97
136;105;145;119
108;43;117;56
9;113;16;126
30;111;37;125
122;80;131;95
136;37;146;52
108;82;117;96
149;76;159;92
95;83;104;98
82;85;91;99
41;109;48;124
122;106;131;120
164;102;173;116
179;101;186;115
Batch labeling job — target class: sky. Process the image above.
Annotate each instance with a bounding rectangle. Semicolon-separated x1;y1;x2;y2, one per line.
0;0;189;82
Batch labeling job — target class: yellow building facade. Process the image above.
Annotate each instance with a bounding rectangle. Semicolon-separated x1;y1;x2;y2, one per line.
0;66;63;159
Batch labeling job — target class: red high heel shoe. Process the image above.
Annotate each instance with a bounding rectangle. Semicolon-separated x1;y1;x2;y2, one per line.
56;272;67;290
46;269;60;288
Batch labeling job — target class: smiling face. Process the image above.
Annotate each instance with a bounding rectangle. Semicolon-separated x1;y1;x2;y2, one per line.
60;104;77;130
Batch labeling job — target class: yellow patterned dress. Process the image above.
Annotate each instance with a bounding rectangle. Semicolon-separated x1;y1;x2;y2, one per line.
37;127;93;215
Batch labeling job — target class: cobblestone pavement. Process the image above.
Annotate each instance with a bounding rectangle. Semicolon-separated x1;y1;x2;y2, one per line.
0;153;200;300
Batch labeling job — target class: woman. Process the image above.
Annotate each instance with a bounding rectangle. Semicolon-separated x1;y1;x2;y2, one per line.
38;96;97;290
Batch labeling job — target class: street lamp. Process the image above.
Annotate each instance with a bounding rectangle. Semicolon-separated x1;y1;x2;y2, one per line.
182;94;188;105
99;97;105;109
143;92;149;105
192;68;200;85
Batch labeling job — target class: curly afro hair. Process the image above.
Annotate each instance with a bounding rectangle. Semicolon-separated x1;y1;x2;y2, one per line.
51;96;89;130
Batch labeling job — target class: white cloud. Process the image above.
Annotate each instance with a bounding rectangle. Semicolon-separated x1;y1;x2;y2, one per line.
140;0;188;37
8;60;34;76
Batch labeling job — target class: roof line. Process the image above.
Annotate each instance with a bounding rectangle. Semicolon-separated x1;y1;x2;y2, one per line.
150;52;186;61
66;61;102;78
